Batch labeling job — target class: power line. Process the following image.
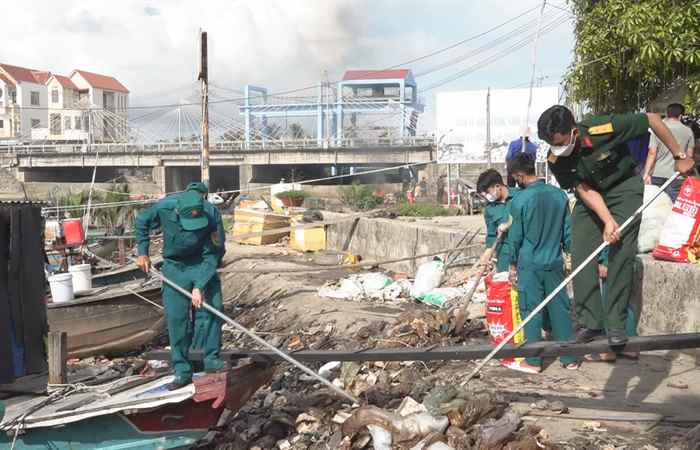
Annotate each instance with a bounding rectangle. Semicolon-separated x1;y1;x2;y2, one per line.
421;13;569;92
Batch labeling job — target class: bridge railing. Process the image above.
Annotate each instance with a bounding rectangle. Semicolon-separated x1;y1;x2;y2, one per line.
0;137;435;155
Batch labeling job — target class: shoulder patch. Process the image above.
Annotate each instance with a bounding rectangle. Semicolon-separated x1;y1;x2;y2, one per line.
588;122;614;135
548;153;558;164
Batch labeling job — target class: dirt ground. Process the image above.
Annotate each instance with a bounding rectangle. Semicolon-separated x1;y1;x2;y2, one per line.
211;240;700;450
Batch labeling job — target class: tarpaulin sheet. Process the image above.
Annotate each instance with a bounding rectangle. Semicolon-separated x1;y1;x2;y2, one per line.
0;203;47;384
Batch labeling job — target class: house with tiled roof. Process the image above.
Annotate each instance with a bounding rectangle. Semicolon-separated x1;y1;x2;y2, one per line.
70;69;129;143
0;63;50;140
0;63;129;142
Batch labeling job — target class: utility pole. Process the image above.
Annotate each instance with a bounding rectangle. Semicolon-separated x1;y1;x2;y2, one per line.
198;29;210;185
177;104;182;150
323;70;331;148
486;87;491;169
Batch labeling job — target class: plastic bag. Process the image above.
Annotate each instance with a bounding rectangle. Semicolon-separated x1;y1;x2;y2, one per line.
653;177;700;262
411;258;445;298
359;273;394;297
638;184;673;253
416;287;467;308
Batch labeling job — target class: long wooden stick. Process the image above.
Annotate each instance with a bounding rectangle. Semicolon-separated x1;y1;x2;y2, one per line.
453;233;503;334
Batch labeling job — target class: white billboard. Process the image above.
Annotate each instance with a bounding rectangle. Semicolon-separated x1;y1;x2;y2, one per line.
436;86;560;163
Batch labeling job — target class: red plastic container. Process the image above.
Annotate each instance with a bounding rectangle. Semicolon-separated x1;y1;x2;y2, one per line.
62;219;85;245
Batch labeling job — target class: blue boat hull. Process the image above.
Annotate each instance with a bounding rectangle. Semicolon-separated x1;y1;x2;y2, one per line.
0;413;207;450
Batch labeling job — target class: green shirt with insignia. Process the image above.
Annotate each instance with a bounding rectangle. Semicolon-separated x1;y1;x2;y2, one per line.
547;113;649;191
506;180;571;271
135;193;226;288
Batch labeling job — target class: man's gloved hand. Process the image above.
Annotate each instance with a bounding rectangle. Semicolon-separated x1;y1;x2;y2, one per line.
497;223;510;234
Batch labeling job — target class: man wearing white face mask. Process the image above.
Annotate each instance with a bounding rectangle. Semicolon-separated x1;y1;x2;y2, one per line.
537;105;694;354
476;169;519;272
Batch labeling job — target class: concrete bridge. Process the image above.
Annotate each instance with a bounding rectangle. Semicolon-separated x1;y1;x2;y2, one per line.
0;138;434;192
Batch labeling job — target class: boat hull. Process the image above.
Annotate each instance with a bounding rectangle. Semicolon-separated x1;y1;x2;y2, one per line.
0;363;276;450
47;285;165;358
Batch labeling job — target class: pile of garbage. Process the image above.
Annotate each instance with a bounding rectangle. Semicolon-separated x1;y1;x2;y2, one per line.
216;362;558;450
318;258;486;309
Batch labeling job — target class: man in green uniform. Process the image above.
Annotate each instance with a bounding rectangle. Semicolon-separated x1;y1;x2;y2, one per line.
476;169;518;272
135;181;227;389
537;105;694;347
595;248;638;361
506;153;577;372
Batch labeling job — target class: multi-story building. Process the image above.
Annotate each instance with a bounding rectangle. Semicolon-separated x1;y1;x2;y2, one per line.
0;63;50;140
69;69;130;142
0;63;129;143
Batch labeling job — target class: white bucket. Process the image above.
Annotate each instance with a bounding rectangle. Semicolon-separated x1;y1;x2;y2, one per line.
49;273;74;303
69;264;92;294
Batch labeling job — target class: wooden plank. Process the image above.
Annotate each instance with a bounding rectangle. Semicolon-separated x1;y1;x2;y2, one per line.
48;331;67;385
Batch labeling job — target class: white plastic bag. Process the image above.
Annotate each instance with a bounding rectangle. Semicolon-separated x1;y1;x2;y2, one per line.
416;287;467;308
638;184;673;253
411;258;445;298
358;273;393;297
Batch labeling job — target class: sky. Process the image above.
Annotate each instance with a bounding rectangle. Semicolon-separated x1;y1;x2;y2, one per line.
0;0;575;133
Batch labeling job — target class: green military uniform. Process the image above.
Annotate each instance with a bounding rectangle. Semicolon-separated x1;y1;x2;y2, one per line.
507;180;575;367
597;248;637;337
135;185;226;384
483;187;519;272
548;113;648;332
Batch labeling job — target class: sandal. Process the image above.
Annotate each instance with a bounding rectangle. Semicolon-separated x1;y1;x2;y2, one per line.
509;362;542;374
584;352;616;362
620;352;639;360
563;362;580;370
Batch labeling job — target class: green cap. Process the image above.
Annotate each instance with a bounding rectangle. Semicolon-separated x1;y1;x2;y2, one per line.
186;181;209;194
177;191;209;231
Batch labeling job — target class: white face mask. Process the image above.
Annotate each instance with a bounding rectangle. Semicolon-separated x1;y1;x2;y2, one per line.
484;192;497;203
550;129;576;157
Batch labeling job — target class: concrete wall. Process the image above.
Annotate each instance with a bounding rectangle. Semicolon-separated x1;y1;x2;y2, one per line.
326;214;482;274
631;255;700;334
17;82;48;136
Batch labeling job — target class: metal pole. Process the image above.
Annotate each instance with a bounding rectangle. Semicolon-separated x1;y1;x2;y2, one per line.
486;88;491;169
199;30;210;185
462;172;682;385
447;164;452;207
147;265;358;404
178;105;182;150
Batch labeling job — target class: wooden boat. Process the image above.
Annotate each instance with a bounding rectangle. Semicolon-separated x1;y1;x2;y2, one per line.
0;363;275;449
47;279;165;358
91;256;162;287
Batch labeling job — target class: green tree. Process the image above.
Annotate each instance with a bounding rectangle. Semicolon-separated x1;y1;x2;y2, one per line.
565;0;700;113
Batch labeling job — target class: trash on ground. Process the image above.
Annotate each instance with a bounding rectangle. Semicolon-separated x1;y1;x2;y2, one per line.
411;258;445;298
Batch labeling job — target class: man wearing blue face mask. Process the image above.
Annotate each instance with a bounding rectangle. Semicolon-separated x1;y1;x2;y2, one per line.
537;105;694;353
476;169;519;272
